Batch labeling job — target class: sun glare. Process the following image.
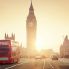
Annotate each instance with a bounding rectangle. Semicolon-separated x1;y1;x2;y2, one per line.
36;36;43;52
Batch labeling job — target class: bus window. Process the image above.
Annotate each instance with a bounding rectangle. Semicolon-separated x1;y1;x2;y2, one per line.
0;45;9;50
0;45;10;56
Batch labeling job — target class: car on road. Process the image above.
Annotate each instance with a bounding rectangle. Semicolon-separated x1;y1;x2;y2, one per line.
51;55;58;60
35;56;42;59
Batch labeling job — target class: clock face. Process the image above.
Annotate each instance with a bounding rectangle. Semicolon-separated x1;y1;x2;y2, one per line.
29;22;34;27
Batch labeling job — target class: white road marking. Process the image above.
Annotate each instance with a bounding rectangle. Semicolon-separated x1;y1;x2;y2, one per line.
48;62;55;69
43;59;46;69
5;61;28;69
49;63;54;69
43;59;55;69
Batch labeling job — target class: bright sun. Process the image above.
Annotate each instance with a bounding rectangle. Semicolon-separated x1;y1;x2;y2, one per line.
36;36;43;52
36;31;55;52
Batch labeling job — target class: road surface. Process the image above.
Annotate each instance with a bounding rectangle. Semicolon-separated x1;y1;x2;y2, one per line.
0;58;69;69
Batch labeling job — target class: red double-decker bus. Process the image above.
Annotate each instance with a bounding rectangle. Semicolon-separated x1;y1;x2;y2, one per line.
0;40;20;64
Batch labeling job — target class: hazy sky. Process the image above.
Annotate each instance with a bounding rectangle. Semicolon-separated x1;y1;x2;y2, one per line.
0;0;69;52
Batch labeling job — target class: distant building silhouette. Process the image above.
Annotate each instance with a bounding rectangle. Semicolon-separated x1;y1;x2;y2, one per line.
26;1;37;56
60;35;69;58
5;33;15;40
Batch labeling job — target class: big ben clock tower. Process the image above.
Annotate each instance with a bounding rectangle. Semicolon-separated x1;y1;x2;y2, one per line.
26;1;37;54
